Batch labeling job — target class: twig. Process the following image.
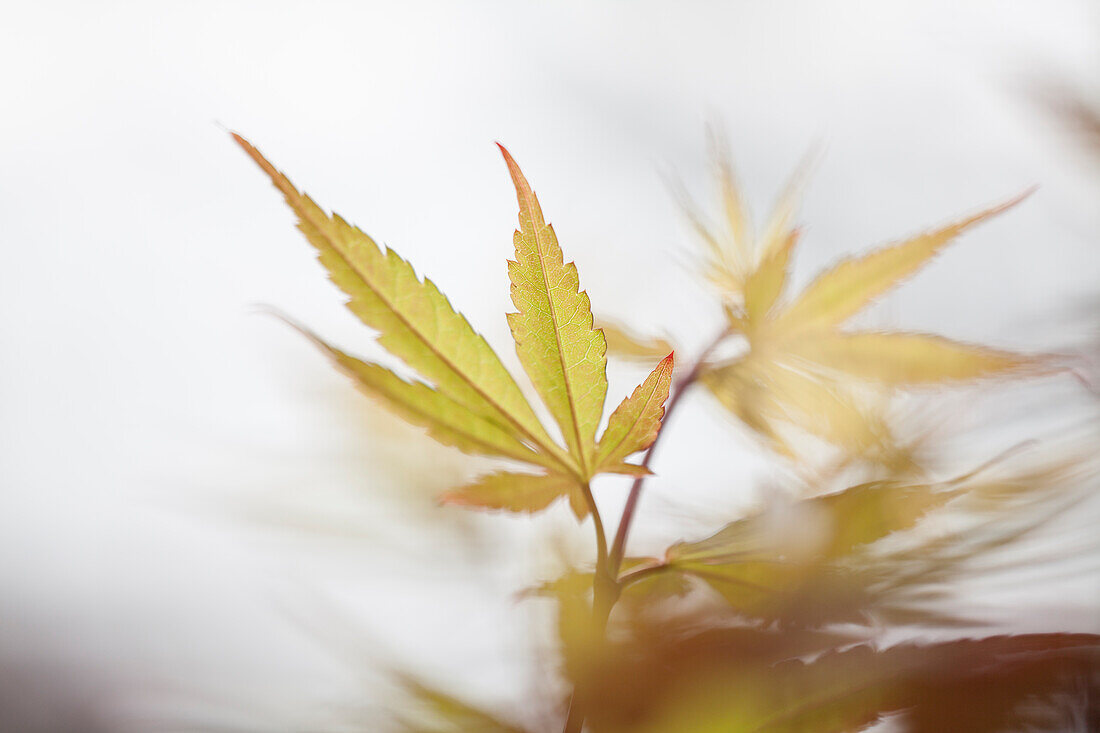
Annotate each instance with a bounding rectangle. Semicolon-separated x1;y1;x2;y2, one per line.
608;327;731;574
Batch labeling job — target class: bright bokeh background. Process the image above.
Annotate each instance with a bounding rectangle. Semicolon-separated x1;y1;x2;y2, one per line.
1;1;1097;730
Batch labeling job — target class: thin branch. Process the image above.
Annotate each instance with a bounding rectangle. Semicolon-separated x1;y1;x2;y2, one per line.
608;327;732;575
563;327;731;733
617;562;673;588
580;482;609;576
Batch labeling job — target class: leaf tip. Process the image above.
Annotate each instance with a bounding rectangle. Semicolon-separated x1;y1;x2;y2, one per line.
495;141;518;171
229;130;257;157
988;185;1039;217
436;491;464;508
496;142;531;198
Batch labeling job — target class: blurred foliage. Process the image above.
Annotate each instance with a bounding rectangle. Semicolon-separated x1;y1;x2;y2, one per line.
238;130;1099;732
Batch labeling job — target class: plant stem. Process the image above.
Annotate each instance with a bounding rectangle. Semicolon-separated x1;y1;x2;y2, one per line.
616;561;672;589
607;327;730;575
561;326;730;733
580;482;609;577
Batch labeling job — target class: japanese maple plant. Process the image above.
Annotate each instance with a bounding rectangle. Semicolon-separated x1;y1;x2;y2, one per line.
234;133;1099;732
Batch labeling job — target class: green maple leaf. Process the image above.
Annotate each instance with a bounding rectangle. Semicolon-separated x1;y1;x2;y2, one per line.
235;135;673;516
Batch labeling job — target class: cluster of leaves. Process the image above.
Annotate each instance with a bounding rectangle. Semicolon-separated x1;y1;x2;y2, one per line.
236;133;1098;732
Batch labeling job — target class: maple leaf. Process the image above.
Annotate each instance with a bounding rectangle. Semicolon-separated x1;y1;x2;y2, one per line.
673;130;815;306
654;478;962;625
284;317;560;470
679;149;1050;459
579;624;1100;733
498;144;609;476
596;319;675;362
439;470;590;519
770;190;1033;335
232;134;567;468
235;135;674;516
595;353;675;473
785;330;1041;385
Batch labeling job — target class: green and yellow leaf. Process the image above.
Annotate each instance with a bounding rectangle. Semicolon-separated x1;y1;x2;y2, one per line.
600;463;654;477
439;470;588;519
233;134;571;473
293;325;561;471
595;352;675;470
498;145;608;475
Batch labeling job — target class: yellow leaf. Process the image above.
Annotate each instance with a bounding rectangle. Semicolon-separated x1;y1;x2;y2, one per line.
665;482;959;564
233;134;572;473
764;364;878;452
701;360;796;457
756;147;816;263
595;353;675;470
291;322;562;471
439;470;588;519
598;319;675;362
706;356;885;456
712;136;752;278
600;463;654;477
788;331;1043;385
498;145;608;476
774;191;1033;334
743;229;799;323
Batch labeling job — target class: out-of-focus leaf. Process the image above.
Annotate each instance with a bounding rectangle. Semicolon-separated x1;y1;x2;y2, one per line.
763;364;876;450
669;481;958;563
756;149;816;263
595;353;675;470
394;676;528;733
597;320;676;362
788;330;1044;385
743;229;798;323
774;192;1031;335
439;471;587;519
580;622;1100;733
703;359;876;456
676;142;1050;464
234;135;568;470
659;480;962;624
499;144;608;476
713;138;752;280
679;132;810;305
701;359;796;456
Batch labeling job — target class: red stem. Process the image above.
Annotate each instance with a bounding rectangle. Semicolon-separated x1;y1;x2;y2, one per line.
607;328;730;575
562;326;730;733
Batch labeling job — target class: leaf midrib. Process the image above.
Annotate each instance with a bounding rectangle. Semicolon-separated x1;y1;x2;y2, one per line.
520;192;592;477
597;375;663;467
256;153;572;473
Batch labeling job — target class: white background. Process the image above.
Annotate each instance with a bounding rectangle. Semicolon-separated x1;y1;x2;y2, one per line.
1;1;1097;730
